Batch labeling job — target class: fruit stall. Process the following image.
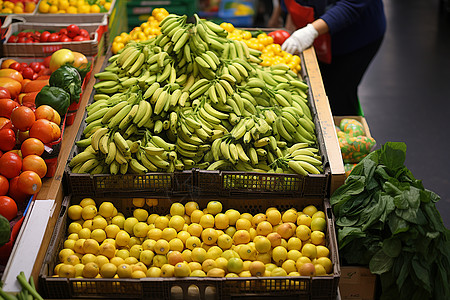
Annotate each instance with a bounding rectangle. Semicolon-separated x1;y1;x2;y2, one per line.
1;4;449;300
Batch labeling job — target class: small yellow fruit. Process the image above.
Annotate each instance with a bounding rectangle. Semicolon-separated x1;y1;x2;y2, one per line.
98;202;115;218
206;201;222;215
146;267;162;277
68;205;83;220
82;262;99;278
117;264;132;278
184;201;199;216
303;205;318;217
174;261;191;277
224;209;240;225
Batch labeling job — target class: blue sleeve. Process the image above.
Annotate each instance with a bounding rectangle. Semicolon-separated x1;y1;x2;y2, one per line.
320;0;376;34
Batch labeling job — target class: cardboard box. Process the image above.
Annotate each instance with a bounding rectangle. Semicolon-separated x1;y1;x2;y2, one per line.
339;266;377;300
2;15;108;57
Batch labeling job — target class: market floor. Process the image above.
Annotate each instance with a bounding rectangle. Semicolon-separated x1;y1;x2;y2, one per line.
358;0;450;228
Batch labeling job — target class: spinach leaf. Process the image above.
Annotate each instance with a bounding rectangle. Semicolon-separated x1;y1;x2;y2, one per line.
369;248;394;274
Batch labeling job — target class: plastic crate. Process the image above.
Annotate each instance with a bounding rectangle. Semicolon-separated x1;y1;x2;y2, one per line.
39;195;340;299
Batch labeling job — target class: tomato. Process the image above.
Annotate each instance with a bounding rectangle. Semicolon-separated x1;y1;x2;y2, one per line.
32;73;39;80
67;24;80;39
0;117;12;130
73;36;89;41
0;129;16;152
10;106;36;132
9;62;23;73
18;171;42;195
0;69;24;85
79;29;89;38
60;35;72;43
22;155;47;178
22;67;35;80
17;37;28;43
8;176;30;205
0;196;17;221
7;35;18;43
0;87;11;100
59;28;68;36
1;59;17;69
21;137;44;157
29;119;57;144
34;104;60;125
40;31;51;42
0;99;19;118
0;175;8;196
0;79;21;100
25;40;35;44
29;62;43;74
49;49;74;72
268;30;291;45
0;152;22;179
48;33;60;43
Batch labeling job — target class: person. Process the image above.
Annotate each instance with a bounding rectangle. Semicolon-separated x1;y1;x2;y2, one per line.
279;0;386;116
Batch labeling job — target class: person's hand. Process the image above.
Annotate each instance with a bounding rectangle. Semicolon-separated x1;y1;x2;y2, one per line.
282;24;318;54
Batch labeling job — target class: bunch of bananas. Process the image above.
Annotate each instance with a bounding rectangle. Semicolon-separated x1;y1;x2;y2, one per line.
220;23;301;73
69;13;322;176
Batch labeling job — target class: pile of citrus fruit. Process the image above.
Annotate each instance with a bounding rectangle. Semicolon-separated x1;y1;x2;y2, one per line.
0;0;36;14
55;198;333;279
37;0;112;14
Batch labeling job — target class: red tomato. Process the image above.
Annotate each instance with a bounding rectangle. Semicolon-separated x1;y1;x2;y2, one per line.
7;35;18;43
29;62;42;74
25;32;33;39
0;87;11;100
60;35;72;42
0;152;22;179
20;63;29;70
10;106;35;131
59;28;68;36
17;32;27;38
40;31;51;42
18;171;42;195
0;196;17;221
0;175;8;196
0;117;12;130
268;30;291;45
25;40;34;44
79;29;89;38
43;56;52;68
0;99;19;118
21;137;44;157
22;67;35;80
8;176;30;205
9;62;23;72
17;37;27;43
67;24;80;38
48;33;60;42
73;36;89;41
0;129;16;152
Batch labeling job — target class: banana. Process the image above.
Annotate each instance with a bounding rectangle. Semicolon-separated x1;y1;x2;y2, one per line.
184;116;202;129
137;69;151;83
69;151;97;167
291;79;309;91
290;148;316;157
273;74;289;83
137;101;153;128
120;77;139;88
225;97;241;116
101;101;128;124
211;138;222;161
274;93;291;107
253;137;270;148
90;163;105;175
207;160;232;171
115;147;129;164
94;71;119;81
157;63;172;83
288;160;308;176
83;119;103;136
109;160;120;175
76;136;92;148
143;82;161;100
204;102;229;120
146;153;170;169
219;79;234;96
139;151;158;171
235;143;250;163
232;62;248;77
133;99;148;125
154;120;163;134
90;127;108;152
121;48;141;71
248;147;258;166
214;81;227;104
128;52;145;75
201;52;217;70
129;140;140;154
113;131;130;154
119;162;128;174
276;117;293;142
246;78;266;89
129;158;147;174
296;160;321;174
260;69;278;86
227;64;242;82
298;117;315;134
93;80;119;90
108;104;132;129
85;107;110;124
207;84;219;104
221;42;230;59
154;90;169;115
151;135;176;151
188;78;209;93
292;154;322;166
190;83;211;100
220;140;231;161
220;73;237;84
78;158;100;174
228;42;237;59
228;143;239;163
118;104;139;130
199;107;221;124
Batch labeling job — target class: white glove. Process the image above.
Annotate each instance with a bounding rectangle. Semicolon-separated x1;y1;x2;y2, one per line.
282;24;319;54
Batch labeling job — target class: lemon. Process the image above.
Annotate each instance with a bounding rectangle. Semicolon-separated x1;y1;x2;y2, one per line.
237;244;253;261
256;221;273;236
217;233;233;250
104;224;120;239
161;264;175;277
190;210;204;223
206;201;222;215
314;263;327;276
224;209;240;225
227;257;244;274
95;255;110;268
316;257;333;273
38;1;50;13
316;245;330;258
133;262;148;274
154;239;170;255
132;198;145;207
177;230;191;244
297;214;312;227
91;229;106;243
128;237;141;248
64;254;80;265
124;257;139;265
303;205;318;217
73;239;86;254
115;249;130;260
142;239;156;251
224;226;237;237
311;231;325;246
287;237;302;251
147;213;159;224
251;213;266;227
222;249;239;261
182;249;192;262
73;263;84;277
187;223;203;237
83;239;99;255
81;205;97;220
68;233;79;240
133;208;149;222
199;214;215;229
153;254;168;267
185;236;201;250
123;217;139;234
254;236;271;253
201;228;218;245
187;261;201;272
92;217;108;230
282;209;297;223
301;243;317;259
240;213;253;222
170;202;185;216
117;264;132;278
235;218;252;231
98;262;116;278
82;262;99;278
267;232;282;248
64;239;76;250
206;246;223;260
58;264;76;278
272;246;288;266
68;222;82;234
270;267;287;277
212;213;228;230
225;272;238;278
287;249;302;262
115;230;131;248
296;224;311;241
68;205;83;220
201;258;217;273
154;216;169;230
80;198;96;207
161;227;177;241
312;211;326;219
111;215;125;229
147;228;162;240
281;259;297;274
133;222;149;238
128;244;143;259
191;247;207;263
169;238;184;252
169;215;185;232
310;218;326;232
233;230;250;245
174;262;191;277
110;257;125;267
184;201;199;216
249;261;265;277
146;266;161;277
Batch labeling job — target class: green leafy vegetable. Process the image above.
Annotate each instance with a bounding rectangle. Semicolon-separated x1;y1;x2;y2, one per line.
331;142;450;299
0;214;11;246
49;65;82;104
